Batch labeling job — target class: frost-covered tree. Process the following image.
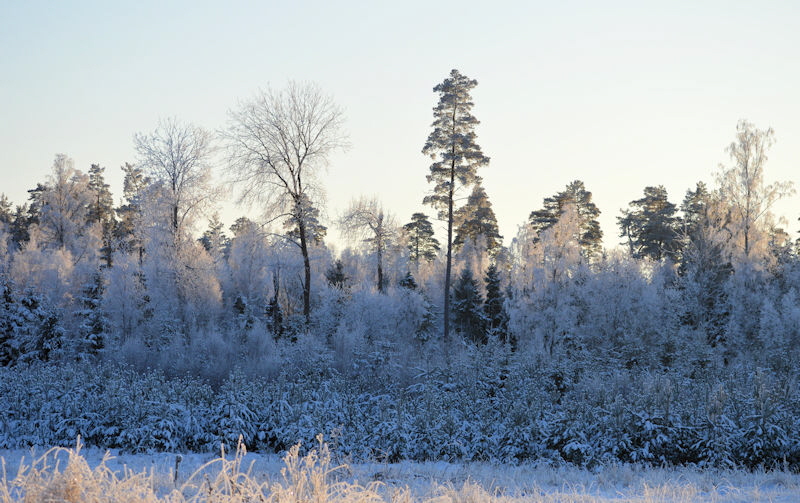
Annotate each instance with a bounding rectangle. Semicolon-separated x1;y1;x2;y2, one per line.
403;212;440;264
483;263;508;344
716;120;794;259
453;183;502;257
265;273;284;339
74;270;108;356
224;82;347;323
529;180;602;260
0;195;12;229
114;162;149;261
284;193;327;248
677;189;734;346
37;155;99;262
423;69;490;343
0;280;65;366
618;186;680;261
325;259;348;291
399;270;418;290
87;164;116;267
452;266;486;344
339;197;397;293
199;213;229;262
134;117;218;241
7;204;31;250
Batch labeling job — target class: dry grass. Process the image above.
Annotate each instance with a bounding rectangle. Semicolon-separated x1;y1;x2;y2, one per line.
1;437;798;502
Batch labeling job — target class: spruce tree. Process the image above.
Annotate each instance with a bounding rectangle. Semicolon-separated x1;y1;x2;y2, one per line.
75;271;108;356
115;163;149;261
87;164;117;267
403;212;440;263
423;69;490;344
452;267;487;344
483;263;508;344
325;259;348;290
399;271;418;290
265;273;284;338
453;183;503;257
199;213;230;259
0;195;12;228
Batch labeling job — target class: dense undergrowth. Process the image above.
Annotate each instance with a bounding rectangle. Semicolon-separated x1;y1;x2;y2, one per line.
2;346;799;471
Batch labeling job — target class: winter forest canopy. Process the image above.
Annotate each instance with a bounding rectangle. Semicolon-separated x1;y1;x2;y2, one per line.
2;71;800;469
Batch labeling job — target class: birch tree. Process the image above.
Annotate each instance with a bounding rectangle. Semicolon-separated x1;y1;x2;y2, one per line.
716;120;794;259
134;117;217;241
223;82;347;322
339;197;397;293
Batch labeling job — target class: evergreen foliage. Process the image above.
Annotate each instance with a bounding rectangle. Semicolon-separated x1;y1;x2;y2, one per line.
423;69;490;343
87;164;117;267
483;263;509;344
453;183;503;257
266;274;284;338
199;213;229;258
529;180;602;259
114;163;149;259
75;271;108;356
403;212;439;263
398;271;417;290
325;260;348;291
618;186;681;261
452;267;487;344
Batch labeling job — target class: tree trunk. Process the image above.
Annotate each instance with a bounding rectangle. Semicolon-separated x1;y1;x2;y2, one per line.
377;243;384;293
443;161;455;346
298;219;311;324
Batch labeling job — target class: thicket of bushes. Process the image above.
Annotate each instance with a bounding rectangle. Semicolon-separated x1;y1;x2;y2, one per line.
3;346;799;470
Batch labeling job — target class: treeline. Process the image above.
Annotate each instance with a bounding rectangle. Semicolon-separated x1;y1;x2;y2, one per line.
0;71;797;374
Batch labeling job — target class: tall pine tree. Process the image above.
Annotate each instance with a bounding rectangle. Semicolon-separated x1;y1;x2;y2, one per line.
423;69;489;344
618;186;680;261
87;164;117;267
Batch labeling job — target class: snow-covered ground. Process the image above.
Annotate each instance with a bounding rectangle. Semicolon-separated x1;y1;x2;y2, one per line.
1;443;798;502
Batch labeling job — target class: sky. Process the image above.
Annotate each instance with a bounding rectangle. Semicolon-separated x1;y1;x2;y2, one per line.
2;0;799;251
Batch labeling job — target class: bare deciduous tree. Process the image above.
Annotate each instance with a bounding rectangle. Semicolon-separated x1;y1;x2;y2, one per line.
339;197;397;293
716;120;794;259
223;82;347;322
134;117;218;240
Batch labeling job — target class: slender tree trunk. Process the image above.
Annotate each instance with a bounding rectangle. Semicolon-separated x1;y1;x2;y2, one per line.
377;242;384;293
443;160;455;346
298;219;311;324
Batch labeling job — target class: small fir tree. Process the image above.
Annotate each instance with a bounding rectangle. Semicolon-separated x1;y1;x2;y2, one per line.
265;274;284;339
452;267;487;344
483;263;509;344
399;271;418;290
75;271;108;356
325;259;348;291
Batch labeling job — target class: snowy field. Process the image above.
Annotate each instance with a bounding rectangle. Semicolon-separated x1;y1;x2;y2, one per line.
1;441;798;502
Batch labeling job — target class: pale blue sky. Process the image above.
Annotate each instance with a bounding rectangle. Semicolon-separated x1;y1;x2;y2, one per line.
2;1;799;249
